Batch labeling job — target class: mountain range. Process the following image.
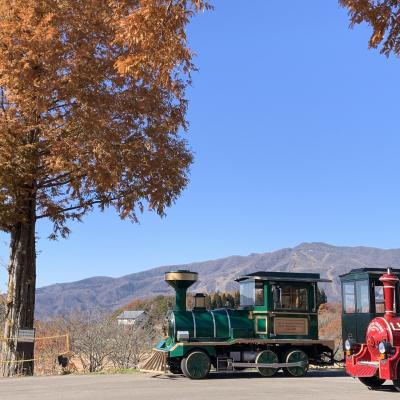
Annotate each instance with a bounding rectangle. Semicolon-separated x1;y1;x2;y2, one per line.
35;242;400;318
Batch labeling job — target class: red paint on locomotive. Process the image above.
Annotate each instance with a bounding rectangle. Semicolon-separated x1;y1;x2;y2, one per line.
346;269;400;381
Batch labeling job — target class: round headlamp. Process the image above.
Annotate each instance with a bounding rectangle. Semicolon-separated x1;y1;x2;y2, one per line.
344;339;352;351
378;341;391;354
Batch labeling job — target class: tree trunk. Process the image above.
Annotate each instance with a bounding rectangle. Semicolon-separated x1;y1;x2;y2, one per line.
1;200;36;377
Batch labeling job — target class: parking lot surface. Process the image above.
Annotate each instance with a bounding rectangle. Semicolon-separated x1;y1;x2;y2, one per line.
0;370;396;400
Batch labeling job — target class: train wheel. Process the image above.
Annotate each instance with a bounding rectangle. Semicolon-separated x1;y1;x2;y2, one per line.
256;350;279;377
181;351;211;379
359;376;385;389
283;349;309;377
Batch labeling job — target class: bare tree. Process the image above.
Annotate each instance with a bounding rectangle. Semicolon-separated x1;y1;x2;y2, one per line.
108;322;157;370
61;310;156;373
0;294;5;330
65;311;114;373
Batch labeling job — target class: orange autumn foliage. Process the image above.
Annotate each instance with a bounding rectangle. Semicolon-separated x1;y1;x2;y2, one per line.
0;0;211;237
340;0;400;56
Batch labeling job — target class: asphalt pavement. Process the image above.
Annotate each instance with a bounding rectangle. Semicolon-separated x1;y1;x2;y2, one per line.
0;369;395;400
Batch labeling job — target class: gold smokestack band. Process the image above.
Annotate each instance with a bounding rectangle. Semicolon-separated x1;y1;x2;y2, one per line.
165;272;198;282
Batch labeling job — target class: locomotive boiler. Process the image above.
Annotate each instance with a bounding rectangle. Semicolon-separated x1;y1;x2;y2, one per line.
343;268;400;391
141;269;334;379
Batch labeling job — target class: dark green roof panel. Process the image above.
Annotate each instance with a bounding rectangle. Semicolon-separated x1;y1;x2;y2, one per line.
235;271;330;283
339;268;400;280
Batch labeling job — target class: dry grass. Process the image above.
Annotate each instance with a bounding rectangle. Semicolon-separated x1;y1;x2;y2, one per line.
318;303;343;360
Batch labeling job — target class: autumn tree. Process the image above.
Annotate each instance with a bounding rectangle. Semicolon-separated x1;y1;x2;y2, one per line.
340;0;400;56
0;0;210;376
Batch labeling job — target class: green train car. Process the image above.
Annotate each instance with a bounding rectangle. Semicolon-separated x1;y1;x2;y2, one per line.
340;267;400;347
142;269;335;379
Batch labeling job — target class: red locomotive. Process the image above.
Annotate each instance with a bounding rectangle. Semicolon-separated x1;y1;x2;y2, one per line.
344;268;400;390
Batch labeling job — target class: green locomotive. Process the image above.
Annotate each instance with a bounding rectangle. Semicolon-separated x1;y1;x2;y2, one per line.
142;269;335;379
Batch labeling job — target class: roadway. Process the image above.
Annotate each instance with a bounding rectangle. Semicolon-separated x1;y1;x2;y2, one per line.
0;369;396;399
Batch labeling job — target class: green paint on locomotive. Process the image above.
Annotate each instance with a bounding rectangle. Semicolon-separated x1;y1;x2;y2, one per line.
167;308;254;342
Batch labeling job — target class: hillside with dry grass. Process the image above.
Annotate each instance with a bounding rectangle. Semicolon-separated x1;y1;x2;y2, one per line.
36;242;400;318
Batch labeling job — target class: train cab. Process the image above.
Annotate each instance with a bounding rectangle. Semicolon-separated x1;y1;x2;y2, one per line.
340;268;400;345
236;271;331;340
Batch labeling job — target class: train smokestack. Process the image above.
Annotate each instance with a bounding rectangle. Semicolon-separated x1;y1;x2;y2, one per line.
165;270;198;312
379;267;399;319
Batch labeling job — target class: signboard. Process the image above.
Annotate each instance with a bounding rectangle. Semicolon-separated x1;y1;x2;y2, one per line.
17;329;35;343
274;318;308;335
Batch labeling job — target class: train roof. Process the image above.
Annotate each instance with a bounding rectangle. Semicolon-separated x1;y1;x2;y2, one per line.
339;267;400;279
235;271;331;283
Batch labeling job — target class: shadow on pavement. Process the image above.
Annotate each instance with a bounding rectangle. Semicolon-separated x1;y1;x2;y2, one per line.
151;368;346;380
208;369;346;379
364;384;400;393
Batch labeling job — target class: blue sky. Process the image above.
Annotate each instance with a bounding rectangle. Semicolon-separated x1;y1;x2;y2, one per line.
2;1;400;292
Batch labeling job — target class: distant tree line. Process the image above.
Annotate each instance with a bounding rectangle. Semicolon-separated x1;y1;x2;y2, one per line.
124;288;327;315
202;291;240;309
123;291;241;315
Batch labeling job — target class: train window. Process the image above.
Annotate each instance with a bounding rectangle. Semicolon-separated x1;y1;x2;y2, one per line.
343;282;355;313
240;281;255;306
255;281;264;306
274;285;308;311
356;280;369;313
375;285;385;313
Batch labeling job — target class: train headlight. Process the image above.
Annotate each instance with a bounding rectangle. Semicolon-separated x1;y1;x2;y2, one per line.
345;339;353;351
344;338;357;356
378;341;391;355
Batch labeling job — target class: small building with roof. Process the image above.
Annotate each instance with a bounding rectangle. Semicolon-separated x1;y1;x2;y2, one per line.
116;310;148;326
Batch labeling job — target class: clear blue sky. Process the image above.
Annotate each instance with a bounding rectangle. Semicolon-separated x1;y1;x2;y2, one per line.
2;1;400;292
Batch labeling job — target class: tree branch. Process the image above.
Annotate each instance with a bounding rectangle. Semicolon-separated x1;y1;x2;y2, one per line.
37;172;72;188
36;191;134;220
47;102;75;113
36;199;104;219
37;171;86;189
